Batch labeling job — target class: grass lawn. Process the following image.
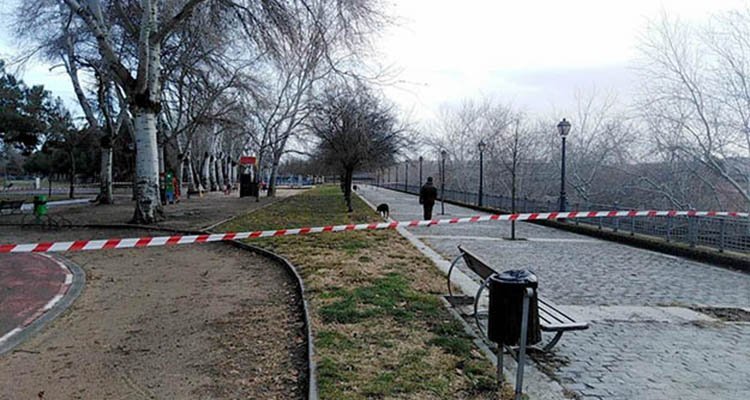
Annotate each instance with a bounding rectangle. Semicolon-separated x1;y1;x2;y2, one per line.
221;185;512;399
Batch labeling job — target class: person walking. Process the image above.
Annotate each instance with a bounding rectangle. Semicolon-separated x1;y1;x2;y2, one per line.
419;177;438;220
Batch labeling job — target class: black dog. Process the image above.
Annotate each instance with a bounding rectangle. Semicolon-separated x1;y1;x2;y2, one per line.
376;203;390;219
353;184;358;191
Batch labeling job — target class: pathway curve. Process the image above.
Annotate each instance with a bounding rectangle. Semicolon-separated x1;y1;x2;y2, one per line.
0;254;80;354
0;190;307;399
359;185;750;400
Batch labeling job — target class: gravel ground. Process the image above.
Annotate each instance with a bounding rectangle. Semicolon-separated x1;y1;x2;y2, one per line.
0;190;299;232
0;190;307;399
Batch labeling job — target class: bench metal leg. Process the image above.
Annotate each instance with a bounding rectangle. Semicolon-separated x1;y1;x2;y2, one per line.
446;254;463;298
542;331;564;352
473;276;494;338
515;288;534;400
497;344;504;384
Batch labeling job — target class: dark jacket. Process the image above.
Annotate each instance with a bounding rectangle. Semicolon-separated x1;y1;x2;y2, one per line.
419;182;438;206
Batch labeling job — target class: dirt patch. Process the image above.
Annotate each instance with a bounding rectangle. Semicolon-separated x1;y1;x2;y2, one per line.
0;244;305;399
0;189;304;232
0;190;308;399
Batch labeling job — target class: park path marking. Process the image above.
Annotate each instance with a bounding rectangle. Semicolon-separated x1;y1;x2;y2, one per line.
0;209;746;254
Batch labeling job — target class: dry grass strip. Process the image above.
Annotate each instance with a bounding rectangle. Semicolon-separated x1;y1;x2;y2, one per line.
222;185;513;399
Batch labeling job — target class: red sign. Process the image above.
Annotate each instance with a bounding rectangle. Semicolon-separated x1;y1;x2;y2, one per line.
239;156;257;165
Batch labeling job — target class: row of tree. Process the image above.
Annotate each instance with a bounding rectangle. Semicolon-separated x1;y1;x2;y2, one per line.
9;0;389;222
384;12;750;212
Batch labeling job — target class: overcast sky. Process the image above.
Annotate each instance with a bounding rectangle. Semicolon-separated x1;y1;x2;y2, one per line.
375;0;748;120
1;0;747;122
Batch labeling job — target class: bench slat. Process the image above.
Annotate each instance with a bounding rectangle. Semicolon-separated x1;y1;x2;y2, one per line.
452;245;589;340
540;321;589;331
538;303;588;331
538;300;576;324
458;245;497;280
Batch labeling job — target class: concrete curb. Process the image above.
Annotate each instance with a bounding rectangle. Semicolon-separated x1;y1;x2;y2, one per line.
225;241;318;400
0;254;85;356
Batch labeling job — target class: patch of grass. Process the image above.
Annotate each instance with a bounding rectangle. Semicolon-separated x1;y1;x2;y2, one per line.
317;356;354;399
316;330;355;350
363;350;452;397
319;273;445;324
221;185;511;399
428;336;473;358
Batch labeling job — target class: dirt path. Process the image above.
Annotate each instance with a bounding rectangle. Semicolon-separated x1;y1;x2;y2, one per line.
0;190;304;232
0;190;307;399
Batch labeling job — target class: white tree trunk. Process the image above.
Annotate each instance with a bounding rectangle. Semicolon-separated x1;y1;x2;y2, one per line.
132;109;162;222
158;139;165;175
201;152;211;192
208;154;217;191
267;161;279;197
213;153;223;189
99;143;114;204
191;154;203;192
226;156;234;187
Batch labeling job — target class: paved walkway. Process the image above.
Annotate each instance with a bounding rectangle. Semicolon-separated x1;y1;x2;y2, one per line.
359;185;750;400
0;254;80;354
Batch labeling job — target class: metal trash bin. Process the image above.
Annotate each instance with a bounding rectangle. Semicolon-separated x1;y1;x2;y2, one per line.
33;195;48;217
488;269;541;346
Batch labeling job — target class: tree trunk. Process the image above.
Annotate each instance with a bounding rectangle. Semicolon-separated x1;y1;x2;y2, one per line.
344;168;353;212
215;152;224;190
208;154;217;191
201;152;211;192
267;161;279;197
255;155;263;203
98;137;114;204
131;109;163;223
511;169;517;240
190;154;202;193
69;151;76;199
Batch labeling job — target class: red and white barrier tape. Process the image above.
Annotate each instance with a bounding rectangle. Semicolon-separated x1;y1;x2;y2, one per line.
0;210;747;254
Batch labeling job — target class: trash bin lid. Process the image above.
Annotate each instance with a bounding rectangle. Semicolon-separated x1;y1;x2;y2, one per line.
493;269;537;284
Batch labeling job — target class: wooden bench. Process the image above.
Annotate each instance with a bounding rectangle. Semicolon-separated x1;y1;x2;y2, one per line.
447;244;588;351
0;200;24;215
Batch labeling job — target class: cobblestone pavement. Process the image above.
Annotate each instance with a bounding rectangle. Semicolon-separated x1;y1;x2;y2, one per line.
358;185;750;400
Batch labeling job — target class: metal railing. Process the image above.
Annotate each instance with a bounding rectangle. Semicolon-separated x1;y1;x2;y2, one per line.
375;182;750;254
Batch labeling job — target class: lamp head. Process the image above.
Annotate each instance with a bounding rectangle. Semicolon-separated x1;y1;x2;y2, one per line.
557;118;571;137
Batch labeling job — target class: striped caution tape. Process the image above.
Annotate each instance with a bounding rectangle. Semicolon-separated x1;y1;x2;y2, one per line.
0;210;747;254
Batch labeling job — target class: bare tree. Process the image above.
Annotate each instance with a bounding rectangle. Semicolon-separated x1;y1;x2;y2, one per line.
489;113;542;238
565;89;637;204
46;0;313;222
310;83;406;211
637;13;750;210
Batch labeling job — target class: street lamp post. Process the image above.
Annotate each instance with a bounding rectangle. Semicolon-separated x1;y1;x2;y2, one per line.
404;160;409;192
557;118;571;212
478;140;486;207
419;156;423;185
441;149;447;215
